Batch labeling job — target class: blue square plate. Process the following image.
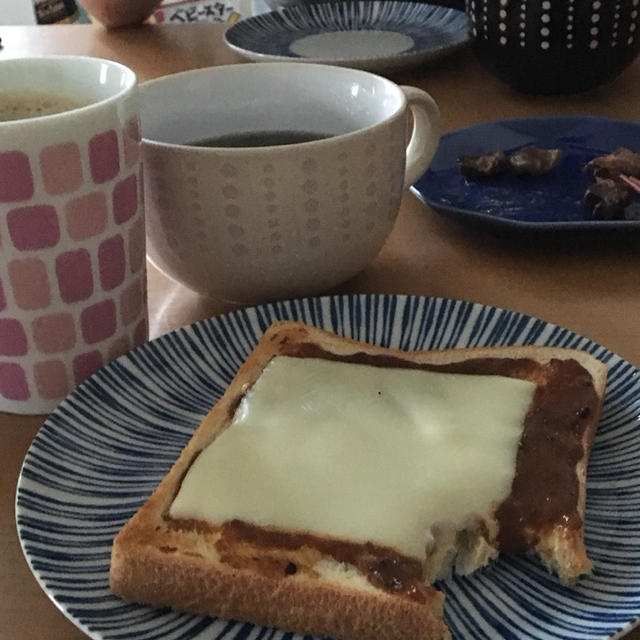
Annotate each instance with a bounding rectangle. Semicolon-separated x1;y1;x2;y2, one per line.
412;116;640;234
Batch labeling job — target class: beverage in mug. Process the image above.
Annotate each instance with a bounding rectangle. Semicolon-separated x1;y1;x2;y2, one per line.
0;89;87;122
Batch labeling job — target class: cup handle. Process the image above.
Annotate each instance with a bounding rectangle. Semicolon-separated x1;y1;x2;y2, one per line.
400;86;441;189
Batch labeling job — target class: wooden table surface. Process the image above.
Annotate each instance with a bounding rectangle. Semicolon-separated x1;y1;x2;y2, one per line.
1;22;639;640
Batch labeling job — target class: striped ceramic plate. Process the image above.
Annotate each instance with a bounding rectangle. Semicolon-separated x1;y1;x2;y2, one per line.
224;1;470;73
16;294;640;640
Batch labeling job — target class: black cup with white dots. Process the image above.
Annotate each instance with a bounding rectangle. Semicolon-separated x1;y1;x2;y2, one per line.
466;0;640;94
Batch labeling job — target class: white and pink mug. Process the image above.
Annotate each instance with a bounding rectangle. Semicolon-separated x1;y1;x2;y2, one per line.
0;56;147;414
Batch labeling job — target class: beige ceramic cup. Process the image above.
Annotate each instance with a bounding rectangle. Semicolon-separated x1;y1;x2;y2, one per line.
141;62;440;304
0;56;147;414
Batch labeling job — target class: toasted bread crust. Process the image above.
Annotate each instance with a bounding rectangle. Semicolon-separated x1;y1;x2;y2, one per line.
111;543;448;640
110;320;607;640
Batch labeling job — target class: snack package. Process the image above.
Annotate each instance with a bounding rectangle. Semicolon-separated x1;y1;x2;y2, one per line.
33;0;91;23
151;0;252;23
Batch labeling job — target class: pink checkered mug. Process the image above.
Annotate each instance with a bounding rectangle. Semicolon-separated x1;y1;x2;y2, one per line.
0;56;147;414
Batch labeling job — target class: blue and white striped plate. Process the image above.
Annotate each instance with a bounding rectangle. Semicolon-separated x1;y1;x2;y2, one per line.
224;1;470;73
16;294;640;640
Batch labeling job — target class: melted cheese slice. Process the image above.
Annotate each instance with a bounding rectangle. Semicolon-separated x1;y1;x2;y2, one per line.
170;356;536;560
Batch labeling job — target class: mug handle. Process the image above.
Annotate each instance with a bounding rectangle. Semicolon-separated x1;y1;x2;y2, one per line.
400;86;442;189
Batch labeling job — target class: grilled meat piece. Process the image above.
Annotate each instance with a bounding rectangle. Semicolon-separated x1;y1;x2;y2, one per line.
586;147;640;179
584;178;633;220
508;146;563;177
458;150;509;180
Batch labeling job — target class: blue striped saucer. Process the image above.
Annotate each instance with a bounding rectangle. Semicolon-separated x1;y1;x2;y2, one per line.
16;294;640;640
224;1;470;73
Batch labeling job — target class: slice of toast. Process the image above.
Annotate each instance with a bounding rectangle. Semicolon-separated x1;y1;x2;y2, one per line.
110;321;607;640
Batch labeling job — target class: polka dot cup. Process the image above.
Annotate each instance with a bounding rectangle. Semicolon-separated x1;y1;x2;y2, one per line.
140;63;440;304
466;0;640;94
0;56;147;415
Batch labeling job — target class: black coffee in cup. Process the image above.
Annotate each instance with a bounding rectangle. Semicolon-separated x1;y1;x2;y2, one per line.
186;130;333;148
